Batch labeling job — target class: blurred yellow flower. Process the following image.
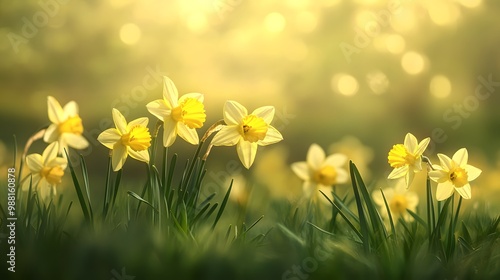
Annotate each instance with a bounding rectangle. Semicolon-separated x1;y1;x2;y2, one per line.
388;133;430;187
97;108;151;171
291;144;348;200
372;179;419;224
211;100;283;169
44;96;89;154
23;142;68;200
146;76;206;147
428;148;482;201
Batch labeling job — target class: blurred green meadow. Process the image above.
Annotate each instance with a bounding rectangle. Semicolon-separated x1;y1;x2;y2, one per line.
1;0;500;279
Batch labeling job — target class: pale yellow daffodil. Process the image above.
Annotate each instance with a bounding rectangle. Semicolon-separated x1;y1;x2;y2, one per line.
23;142;68;200
146;76;206;147
372;179;419;224
97;109;151;171
291;144;348;200
428;148;482;201
44;96;89;153
387;133;430;187
211;100;283;169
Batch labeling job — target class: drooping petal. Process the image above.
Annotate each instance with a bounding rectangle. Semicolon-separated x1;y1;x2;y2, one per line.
405;170;415;187
43;124;60;143
128;117;149;130
178;92;204;103
388;166;408;179
455;183;471;200
62;101;79;118
259;126;283;146
211;125;241;146
251;106;275;124
63;133;89;150
465;165;482;181
224;101;248;125
437;153;453;171
162;117;178;147
162;76;179;108
436;181;455;201
415;137;431;156
404;133;418;154
26;154;44;172
112;108;128;135
307;144;325;170
146;100;171;121
177;123;199;145
112;143;128;171
291;161;310;181
98;128;121;149
42;142;59;164
324;153;347;168
452;148;468;167
47;96;65;124
128;148;150;163
236;140;258;169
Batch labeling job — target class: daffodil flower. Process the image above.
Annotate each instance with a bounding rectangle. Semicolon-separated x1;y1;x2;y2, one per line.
387;133;430;187
372;179;419;224
291;144;348;200
44;96;89;153
146;76;206;147
428;148;482;201
210;100;283;169
23;142;68;200
97;108;151;171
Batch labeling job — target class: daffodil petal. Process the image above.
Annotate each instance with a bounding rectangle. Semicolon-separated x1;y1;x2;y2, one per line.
98;128;121;149
251;106;275;124
452;148;468;167
405;170;415;187
211;126;240;146
236;140;258;169
224;101;248;125
48;157;68;170
163;76;178;108
47;96;65;124
388;166;408;179
455;183;471;200
302;181;316;198
436;181;455;201
259;126;283;146
43;124;59;143
404;133;418;153
26;154;43;172
307;144;325;170
128;148;150;163
437;153;453;171
162;117;178;147
178;92;204;103
465;164;482;181
128;117;149;130
112;143;128;171
63;133;89;150
291;161;310;181
415;137;430;155
62;101;79;118
428;169;448;183
324;153;347;168
42;142;59;164
146;100;171;121
112;108;128;135
177;123;199;145
336;168;349;184
39;180;51;200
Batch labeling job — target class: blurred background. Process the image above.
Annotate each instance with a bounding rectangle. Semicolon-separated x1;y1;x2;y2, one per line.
1;0;500;210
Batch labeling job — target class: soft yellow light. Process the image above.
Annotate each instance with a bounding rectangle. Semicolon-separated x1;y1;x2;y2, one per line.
428;2;460;26
286;40;309;62
295;11;318;33
391;9;416;33
332;74;359;96
119;23;141;45
366;71;389;94
401;51;426;75
265;12;286;33
430;75;452;99
459;0;482;8
186;12;208;33
385;34;406;54
322;0;342;7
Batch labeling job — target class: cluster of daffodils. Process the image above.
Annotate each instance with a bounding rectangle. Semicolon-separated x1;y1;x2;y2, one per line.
23;76;284;199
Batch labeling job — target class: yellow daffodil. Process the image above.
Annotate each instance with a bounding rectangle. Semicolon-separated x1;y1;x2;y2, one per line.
44;96;89;153
23;142;68;200
372;179;419;224
146;76;206;147
97;108;151;171
428;148;482;201
210;100;283;169
291;144;348;200
387;133;430;187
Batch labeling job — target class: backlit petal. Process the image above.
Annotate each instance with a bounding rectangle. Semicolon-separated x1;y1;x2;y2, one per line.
307;144;325;170
224;101;248;125
63;134;89;150
178;92;204;103
26;154;43;172
428;169;448;183
324;153;347;168
404;133;418;153
236;140;258;169
128;117;149;130
147;100;171;121
437;153;453;171
436;181;455;201
251;106;275;124
452;148;468;167
47;96;65;124
163;76;179;108
62;101;79;118
455;183;471;200
98;128;121;149
259;126;283;146
336;168;349;183
211;126;241;146
112;143;128;171
112;108;128;135
388;166;408;179
465;165;482;181
42;142;59;163
291;161;310;181
43;124;59;143
177;123;199;145
128;148;150;163
162;117;178;147
415;137;430;156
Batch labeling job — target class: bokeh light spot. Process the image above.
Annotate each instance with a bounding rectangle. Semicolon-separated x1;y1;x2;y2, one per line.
295;11;318;33
401;51;426;75
265;12;286;33
430;75;452;99
186;12;208;33
332;74;359;96
385;34;406;54
367;71;389;95
119;23;141;45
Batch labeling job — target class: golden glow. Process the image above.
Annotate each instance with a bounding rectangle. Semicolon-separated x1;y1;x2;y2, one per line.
121;126;151;151
58;116;83;135
332;74;359;96
430;75;452;99
391;10;416;33
401;51;426;75
428;2;460;26
186;12;208;33
119;23;141;45
240;115;268;143
264;12;286;33
171;98;206;129
313;165;337;186
390;194;409;215
295;11;318;33
385;34;406;54
366;71;389;95
459;0;482;8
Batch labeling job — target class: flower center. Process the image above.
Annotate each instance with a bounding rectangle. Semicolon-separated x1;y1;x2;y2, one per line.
449;167;468;188
121;125;151;151
171;98;206;129
240;115;268;143
389;194;408;215
388;144;416;168
313;165;337;186
41;166;65;185
58;116;83;135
